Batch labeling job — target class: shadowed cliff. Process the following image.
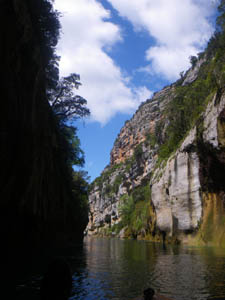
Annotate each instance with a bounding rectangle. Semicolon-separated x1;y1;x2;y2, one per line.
0;0;88;255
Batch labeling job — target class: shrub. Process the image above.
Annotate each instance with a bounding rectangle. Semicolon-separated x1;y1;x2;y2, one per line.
134;143;143;160
118;184;151;236
112;174;123;194
131;185;151;204
145;132;157;147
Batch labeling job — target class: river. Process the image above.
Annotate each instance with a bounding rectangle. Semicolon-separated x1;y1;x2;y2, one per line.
17;237;225;300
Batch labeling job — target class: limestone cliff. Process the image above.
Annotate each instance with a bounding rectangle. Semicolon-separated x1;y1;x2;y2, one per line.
110;86;175;165
87;38;225;247
151;92;225;244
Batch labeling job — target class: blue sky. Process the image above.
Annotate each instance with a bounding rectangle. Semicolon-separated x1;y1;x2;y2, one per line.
54;0;218;181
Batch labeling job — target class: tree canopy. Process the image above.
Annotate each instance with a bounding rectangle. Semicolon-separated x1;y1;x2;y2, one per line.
48;73;90;124
31;1;90;173
27;0;61;89
217;0;225;31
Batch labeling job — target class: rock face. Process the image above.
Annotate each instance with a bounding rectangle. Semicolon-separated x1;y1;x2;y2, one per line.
86;86;175;237
86;50;225;246
151;92;225;236
182;57;206;86
151;129;202;235
110;86;174;165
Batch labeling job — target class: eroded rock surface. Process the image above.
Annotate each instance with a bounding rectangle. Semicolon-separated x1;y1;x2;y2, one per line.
86;38;225;247
86;88;225;246
110;86;175;165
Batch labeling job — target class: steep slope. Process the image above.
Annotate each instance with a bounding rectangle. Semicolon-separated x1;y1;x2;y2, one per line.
0;0;87;251
86;30;225;247
151;91;225;246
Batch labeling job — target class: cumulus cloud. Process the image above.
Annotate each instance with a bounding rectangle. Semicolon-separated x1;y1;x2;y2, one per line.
54;0;152;125
107;0;216;80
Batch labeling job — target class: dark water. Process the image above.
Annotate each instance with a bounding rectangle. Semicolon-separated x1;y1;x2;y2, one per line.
17;237;225;300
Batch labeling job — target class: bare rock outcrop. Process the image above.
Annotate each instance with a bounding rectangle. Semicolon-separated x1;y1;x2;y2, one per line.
110;86;175;165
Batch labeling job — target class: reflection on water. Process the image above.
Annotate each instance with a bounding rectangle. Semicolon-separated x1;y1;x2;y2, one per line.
71;238;225;300
16;237;225;300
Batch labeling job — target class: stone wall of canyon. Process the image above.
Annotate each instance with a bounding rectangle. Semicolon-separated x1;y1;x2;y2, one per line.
86;49;225;247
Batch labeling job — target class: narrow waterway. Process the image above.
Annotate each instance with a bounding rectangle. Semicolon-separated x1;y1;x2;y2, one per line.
17;237;225;300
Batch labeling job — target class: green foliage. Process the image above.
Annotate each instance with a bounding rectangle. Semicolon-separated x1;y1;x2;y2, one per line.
93;176;103;190
158;143;174;161
119;194;135;227
32;1;90;174
154;120;165;145
104;184;112;195
125;157;135;172
49;73;90;171
90;162;124;192
217;0;225;31
30;0;89;173
119;185;151;236
33;0;90;231
131;185;151;204
189;55;198;68
71;170;89;226
104;214;111;224
60;125;85;167
48;73;90;124
134;143;143;160
112;174;124;194
93;172;124;197
131;201;150;235
156;38;225;163
110;222;124;235
27;0;61;89
102;163;123;181
152;0;225;165
145;132;157;147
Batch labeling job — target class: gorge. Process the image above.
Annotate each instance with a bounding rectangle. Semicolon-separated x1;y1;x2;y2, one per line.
10;1;225;299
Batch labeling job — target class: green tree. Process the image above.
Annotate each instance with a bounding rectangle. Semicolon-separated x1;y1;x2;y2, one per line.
60;125;85;167
189;55;198;68
72;170;90;223
48;73;90;170
33;0;90;230
27;0;61;89
48;73;90;124
119;195;134;227
217;0;225;31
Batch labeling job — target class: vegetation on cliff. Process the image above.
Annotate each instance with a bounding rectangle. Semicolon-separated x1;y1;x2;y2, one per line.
116;185;155;238
156;8;225;163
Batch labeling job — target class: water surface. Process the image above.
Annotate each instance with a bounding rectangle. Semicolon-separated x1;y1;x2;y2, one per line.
16;237;225;300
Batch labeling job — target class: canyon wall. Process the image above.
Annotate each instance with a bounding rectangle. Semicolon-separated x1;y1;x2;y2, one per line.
86;52;225;247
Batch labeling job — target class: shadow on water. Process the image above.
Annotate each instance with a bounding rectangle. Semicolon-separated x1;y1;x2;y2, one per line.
16;237;225;300
16;242;86;300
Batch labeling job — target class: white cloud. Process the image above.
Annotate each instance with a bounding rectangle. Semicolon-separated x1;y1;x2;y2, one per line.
54;0;152;125
146;45;198;80
107;0;216;80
